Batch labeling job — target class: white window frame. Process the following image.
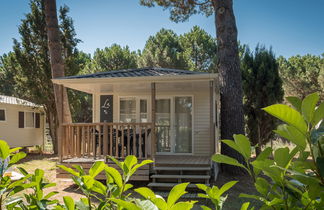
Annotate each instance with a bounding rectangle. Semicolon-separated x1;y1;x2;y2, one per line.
118;96;150;123
0;108;6;122
25;111;36;128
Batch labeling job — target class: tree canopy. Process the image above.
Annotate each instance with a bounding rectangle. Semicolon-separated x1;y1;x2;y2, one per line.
0;0;89;152
138;28;188;69
179;26;216;72
278;54;324;100
84;44;138;74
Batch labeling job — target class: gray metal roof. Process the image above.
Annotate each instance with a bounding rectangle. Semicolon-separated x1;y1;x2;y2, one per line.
0;95;41;107
59;67;208;79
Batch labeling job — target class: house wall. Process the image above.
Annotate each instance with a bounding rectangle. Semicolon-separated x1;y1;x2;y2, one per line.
92;81;218;156
0;103;45;147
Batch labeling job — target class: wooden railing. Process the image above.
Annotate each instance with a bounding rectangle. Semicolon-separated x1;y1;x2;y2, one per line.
61;122;154;160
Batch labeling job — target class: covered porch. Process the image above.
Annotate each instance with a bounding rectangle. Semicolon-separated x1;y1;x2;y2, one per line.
53;68;220;182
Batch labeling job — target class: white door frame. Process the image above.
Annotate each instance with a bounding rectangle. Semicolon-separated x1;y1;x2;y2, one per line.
156;95;194;155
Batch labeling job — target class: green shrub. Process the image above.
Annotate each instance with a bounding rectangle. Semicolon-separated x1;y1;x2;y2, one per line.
213;92;324;209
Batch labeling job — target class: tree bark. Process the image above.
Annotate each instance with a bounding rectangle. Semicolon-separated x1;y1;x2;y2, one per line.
44;0;72;156
213;0;245;173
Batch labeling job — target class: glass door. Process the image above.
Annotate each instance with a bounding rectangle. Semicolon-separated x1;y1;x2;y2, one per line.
174;97;192;153
155;99;171;153
155;96;193;154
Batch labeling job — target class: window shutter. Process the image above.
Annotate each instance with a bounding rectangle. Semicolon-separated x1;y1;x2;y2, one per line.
35;113;40;128
19;112;24;128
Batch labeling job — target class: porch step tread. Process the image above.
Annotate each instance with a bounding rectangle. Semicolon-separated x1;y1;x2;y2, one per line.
151;174;210;179
148;182;210;188
153;166;210;171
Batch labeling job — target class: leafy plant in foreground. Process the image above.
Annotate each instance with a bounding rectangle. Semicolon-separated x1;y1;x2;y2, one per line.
213;92;324;209
135;182;197;210
0;140;28;209
196;181;238;210
58;155;153;209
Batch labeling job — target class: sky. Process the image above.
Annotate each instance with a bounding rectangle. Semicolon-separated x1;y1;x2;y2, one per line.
0;0;323;58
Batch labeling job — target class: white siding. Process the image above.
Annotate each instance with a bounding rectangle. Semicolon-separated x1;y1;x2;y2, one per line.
193;91;211;156
0;104;45;147
92;81;217;156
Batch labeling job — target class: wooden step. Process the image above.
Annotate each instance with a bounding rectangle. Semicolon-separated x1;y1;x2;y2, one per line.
153;166;210;171
151;174;210;179
148;182;210;188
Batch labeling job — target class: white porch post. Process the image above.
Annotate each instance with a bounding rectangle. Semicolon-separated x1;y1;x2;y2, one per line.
151;82;156;159
58;84;64;162
210;80;216;155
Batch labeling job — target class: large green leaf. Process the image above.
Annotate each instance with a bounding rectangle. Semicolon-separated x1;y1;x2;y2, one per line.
255;177;270;196
89;161;105;178
313;102;324;126
212;154;249;173
130;159;153;177
263;104;307;134
196;184;208;192
57;165;79;177
221;140;241;156
274;147;292;168
124;155;138;172
233;134;251;159
240;202;251;210
215;181;238;199
110;198;141;210
170;201;196;210
0;140;10;159
44;191;58;200
92;180;107;195
301;92;319;123
9;152;26;165
135;187;156;199
152;198;167;210
286;96;302;112
255;147;272;161
81;175;95;189
274;124;306;149
105;166;123;188
167;182;189;207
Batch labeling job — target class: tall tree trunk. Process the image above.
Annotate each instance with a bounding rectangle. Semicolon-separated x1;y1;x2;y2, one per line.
213;0;245;173
44;0;72;155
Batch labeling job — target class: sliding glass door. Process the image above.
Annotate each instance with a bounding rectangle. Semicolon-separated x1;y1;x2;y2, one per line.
156;99;171;153
174;97;192;153
156;96;193;154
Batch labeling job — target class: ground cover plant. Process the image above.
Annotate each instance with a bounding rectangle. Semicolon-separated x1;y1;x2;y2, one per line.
0;92;323;209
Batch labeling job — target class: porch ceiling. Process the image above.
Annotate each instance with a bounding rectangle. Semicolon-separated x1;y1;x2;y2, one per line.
52;74;217;94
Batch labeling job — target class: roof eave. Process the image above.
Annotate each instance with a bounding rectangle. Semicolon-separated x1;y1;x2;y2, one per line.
52;73;218;85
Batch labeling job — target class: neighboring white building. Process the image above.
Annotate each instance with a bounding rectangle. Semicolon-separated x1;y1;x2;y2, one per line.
0;95;45;147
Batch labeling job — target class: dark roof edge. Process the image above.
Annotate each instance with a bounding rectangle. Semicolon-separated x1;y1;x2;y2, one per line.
58;67;209;80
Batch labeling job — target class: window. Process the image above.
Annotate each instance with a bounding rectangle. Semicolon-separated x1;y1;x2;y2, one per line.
0;109;5;121
120;98;136;123
140;99;148;122
25;112;35;128
119;97;148;123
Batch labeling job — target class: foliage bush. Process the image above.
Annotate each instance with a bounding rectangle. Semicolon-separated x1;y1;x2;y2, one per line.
0;92;323;209
213;92;324;209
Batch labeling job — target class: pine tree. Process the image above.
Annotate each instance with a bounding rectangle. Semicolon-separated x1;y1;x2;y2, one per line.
241;45;284;154
9;0;84;153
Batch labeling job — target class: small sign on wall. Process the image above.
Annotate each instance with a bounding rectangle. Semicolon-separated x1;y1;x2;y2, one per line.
100;95;113;122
